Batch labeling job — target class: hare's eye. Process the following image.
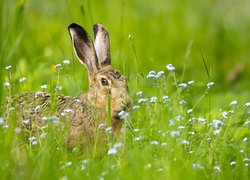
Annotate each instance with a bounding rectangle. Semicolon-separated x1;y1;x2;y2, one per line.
101;78;109;86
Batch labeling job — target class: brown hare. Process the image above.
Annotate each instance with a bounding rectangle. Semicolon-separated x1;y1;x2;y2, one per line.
11;23;132;149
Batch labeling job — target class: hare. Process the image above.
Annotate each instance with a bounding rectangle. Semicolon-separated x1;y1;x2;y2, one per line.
10;23;132;149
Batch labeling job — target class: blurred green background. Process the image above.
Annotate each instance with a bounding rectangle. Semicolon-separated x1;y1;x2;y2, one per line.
1;0;250;97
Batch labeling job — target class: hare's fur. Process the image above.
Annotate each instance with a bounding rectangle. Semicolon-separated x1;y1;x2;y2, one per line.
10;23;132;148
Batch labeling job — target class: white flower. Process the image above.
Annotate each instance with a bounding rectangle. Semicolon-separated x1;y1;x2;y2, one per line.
41;85;47;89
178;126;185;129
157;168;164;172
179;100;187;105
166;64;175;71
214;166;221;173
105;127;113;133
162;96;171;103
19;77;26;83
3;82;10;87
156;71;165;79
40;133;47;138
150;141;159;145
198;117;206;124
212;119;224;128
135;136;144;141
134;129;140;132
150;97;157;103
187;109;193;114
230;161;236;166
23;119;30;124
32;141;38;146
144;163;152;169
136;91;143;97
63;60;70;65
170;131;180;137
207;82;215;89
182;140;190;145
66;161;72;166
229;100;238;106
243;158;250;162
55;86;62;91
55;64;62;69
244;102;250;107
213;129;220;135
187;80;194;85
243;137;248;142
98;124;106;130
192;163;204;170
161;142;167;146
5;65;12;70
147;70;156;79
178;83;187;88
138;98;148;104
188;131;195;135
28;136;36;142
114;142;123;148
132;105;140;110
222;111;228;119
107;148;117;155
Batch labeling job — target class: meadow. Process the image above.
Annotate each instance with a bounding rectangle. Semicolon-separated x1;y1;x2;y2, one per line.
0;0;250;179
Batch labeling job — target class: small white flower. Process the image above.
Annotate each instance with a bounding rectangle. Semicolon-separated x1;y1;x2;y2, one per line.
214;166;221;173
170;131;180;137
162;96;171;103
9;107;15;111
179;100;187;105
105;127;113;134
156;71;165;79
243;137;248;142
114;142;123;148
207;82;215;89
157;168;164;172
188;131;195;135
135;136;144;141
240;149;244;153
107;148;117;155
55;86;62;91
222;111;228;119
63;60;70;65
138;98;148;104
147;70;156;79
230;161;236;166
98;124;106;130
192;163;204;170
23;119;30;124
136;91;143;97
207;137;212;141
243;158;250;162
212;119;224;128
198;117;206;124
32;141;38;146
5;65;12;70
166;64;175;71
178;83;187;88
134;129;140;132
3;82;10;87
19;77;26;83
187;109;193;114
182;140;190;145
28;136;36;142
150;97;157;103
66;161;72;166
178;126;185;130
213;129;220;135
41;85;47;89
132;105;140;110
151;141;159;145
187;80;194;85
73;99;82;104
55;64;62;69
229;100;238;106
244;102;250;107
40;133;47;138
161;142;167;146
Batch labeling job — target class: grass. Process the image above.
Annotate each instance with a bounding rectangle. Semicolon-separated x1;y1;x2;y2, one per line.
1;0;250;179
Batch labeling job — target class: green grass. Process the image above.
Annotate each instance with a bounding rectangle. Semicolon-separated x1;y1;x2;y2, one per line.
1;0;250;179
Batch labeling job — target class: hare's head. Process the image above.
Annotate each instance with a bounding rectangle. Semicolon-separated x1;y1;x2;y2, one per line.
68;23;132;120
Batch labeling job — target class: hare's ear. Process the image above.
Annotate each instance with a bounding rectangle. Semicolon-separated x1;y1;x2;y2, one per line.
93;23;111;66
68;23;100;74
